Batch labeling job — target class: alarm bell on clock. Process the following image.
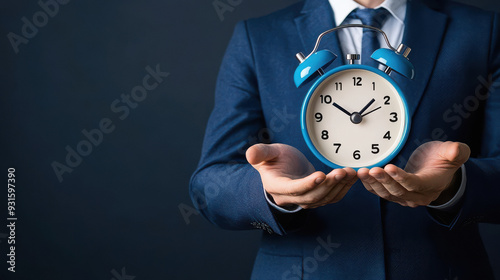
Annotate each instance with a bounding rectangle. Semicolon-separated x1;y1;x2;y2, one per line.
294;24;415;170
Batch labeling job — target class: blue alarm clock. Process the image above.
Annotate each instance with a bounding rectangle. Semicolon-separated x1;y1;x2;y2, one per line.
294;24;415;169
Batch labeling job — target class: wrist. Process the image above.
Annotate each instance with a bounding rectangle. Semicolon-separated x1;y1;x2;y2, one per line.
266;192;301;211
264;190;302;213
429;167;462;206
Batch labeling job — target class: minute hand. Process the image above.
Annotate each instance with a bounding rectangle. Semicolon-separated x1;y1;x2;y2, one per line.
358;98;375;115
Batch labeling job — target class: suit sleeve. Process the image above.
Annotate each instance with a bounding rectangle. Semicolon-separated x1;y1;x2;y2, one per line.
439;12;500;229
189;21;305;235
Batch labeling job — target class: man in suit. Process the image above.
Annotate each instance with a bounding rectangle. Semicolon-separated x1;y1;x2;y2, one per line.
190;0;500;279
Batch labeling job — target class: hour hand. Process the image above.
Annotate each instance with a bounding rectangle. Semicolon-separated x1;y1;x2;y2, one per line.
333;102;352;116
358;98;375;115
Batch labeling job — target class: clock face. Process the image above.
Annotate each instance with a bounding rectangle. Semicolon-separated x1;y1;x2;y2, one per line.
302;66;409;169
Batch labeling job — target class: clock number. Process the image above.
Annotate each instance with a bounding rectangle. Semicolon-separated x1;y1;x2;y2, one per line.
372;82;376;91
321;130;329;140
315;113;323;122
371;144;380;154
390;112;398;122
335;82;343;91
353;77;362;86
333;143;341;153
384;96;390;105
353;150;361;160
383;131;392;140
320;95;332;104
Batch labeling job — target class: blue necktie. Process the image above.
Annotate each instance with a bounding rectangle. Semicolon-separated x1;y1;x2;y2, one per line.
349;8;390;68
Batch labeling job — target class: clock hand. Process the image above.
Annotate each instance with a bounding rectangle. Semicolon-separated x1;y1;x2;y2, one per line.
358;98;376;115
361;106;382;117
333;102;352;116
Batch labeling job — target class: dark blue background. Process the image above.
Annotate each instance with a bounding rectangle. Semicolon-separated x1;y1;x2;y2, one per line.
0;0;499;279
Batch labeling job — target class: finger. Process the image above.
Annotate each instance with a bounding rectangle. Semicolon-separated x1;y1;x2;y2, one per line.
364;167;394;198
344;167;358;180
358;168;407;204
384;165;434;206
270;172;326;207
332;168;357;194
357;168;374;193
327;168;358;204
328;183;354;204
322;168;353;192
246;144;281;165
369;167;408;198
384;164;420;192
268;171;326;198
440;141;471;165
294;169;347;208
369;168;424;207
309;169;353;207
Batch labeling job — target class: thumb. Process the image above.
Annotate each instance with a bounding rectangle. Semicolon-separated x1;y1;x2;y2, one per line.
441;141;471;165
246;144;281;165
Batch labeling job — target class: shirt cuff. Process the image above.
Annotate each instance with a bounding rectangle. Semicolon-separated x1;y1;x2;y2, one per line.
263;187;302;213
427;165;466;211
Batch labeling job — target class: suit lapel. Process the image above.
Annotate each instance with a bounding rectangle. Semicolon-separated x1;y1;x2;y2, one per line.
393;0;448;118
294;0;345;69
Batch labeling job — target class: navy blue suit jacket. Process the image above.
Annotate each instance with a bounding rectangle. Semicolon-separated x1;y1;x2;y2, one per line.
190;0;500;279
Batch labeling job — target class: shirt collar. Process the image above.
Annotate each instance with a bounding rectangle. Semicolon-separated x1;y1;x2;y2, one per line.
329;0;407;26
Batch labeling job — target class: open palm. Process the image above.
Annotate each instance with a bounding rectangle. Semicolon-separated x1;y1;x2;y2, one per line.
358;141;470;207
247;144;357;209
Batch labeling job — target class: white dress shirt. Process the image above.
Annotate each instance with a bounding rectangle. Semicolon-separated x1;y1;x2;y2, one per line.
265;0;466;213
330;0;406;68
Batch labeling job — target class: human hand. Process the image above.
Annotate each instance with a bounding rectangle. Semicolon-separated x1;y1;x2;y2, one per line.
357;141;470;207
246;143;357;209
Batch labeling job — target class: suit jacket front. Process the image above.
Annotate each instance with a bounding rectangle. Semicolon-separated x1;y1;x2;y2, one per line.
190;0;500;279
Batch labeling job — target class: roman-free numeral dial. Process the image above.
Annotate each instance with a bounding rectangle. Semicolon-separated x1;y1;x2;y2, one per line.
302;67;409;168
